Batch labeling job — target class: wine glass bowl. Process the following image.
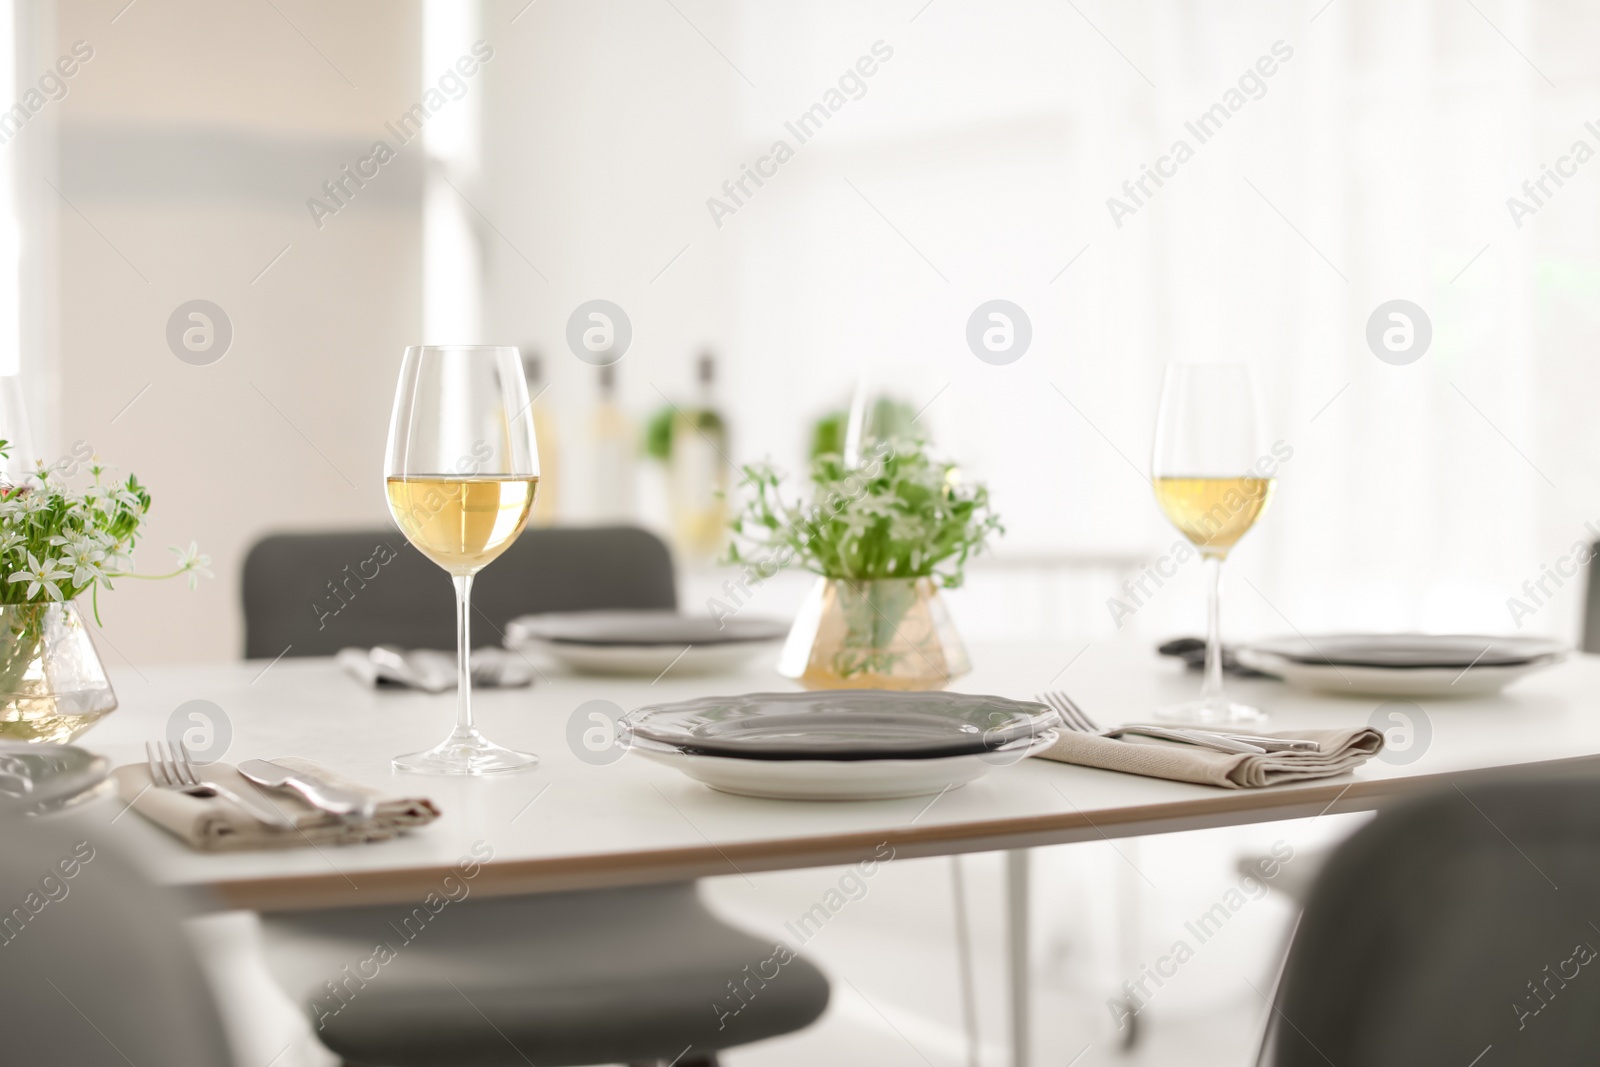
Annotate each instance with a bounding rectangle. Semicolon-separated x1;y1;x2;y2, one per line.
1151;364;1276;724
385;345;539;775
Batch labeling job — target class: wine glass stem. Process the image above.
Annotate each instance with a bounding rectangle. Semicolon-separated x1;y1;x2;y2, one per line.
454;573;474;732
1202;555;1224;706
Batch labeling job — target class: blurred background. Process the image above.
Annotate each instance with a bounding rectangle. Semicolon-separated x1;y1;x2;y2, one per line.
17;0;1594;666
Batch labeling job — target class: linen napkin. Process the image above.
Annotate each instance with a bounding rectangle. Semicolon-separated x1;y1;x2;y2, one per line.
337;646;536;692
1157;637;1270;678
1037;727;1384;789
112;758;439;852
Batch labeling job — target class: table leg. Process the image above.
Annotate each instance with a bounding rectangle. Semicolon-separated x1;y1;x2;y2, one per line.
1007;848;1031;1067
951;856;981;1067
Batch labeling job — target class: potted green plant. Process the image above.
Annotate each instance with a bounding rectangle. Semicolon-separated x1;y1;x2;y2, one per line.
725;436;1002;690
0;442;209;742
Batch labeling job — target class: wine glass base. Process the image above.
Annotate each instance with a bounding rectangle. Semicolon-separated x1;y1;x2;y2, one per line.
1154;699;1267;726
394;727;538;776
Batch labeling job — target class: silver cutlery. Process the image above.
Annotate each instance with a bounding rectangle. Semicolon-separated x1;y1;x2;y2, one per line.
1185;729;1320;753
145;740;297;830
238;759;376;822
1038;691;1268;755
366;645;518;690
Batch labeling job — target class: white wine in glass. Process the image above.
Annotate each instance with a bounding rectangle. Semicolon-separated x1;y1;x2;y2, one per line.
386;477;539;574
1151;364;1276;724
386;346;540;774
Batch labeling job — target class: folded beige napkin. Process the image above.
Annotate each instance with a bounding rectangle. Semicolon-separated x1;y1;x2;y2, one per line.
1036;728;1384;789
112;758;439;852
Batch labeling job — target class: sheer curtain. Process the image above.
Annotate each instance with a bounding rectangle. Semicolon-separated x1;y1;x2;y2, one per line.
723;0;1596;646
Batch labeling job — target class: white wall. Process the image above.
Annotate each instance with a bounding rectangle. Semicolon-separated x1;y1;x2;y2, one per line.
49;0;421;663
482;0;1600;652
36;0;1600;662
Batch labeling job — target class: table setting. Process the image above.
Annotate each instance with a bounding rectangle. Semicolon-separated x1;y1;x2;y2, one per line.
0;351;1577;870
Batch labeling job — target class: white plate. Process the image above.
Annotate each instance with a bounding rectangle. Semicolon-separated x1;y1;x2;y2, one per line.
630;731;1058;800
1235;648;1565;698
0;743;112;815
505;611;788;677
512;638;782;678
1244;633;1567;669
506;610;789;646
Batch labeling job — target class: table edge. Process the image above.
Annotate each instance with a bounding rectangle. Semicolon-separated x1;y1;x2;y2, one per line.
207;754;1600;911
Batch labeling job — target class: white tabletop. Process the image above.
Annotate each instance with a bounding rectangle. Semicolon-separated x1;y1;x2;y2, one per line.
76;642;1600;911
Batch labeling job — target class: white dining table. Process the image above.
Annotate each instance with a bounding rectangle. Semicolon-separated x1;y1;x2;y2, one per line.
76;640;1600;1067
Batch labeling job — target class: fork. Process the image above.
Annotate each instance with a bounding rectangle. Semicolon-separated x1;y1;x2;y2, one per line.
1038;691;1270;755
145;740;298;830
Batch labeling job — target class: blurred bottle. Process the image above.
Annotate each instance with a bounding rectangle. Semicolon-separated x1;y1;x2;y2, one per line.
667;352;730;562
810;394;918;462
590;363;635;522
519;349;560;525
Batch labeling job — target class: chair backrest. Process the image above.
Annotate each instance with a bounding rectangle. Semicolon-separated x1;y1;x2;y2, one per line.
0;813;234;1065
241;525;677;658
1270;776;1600;1066
1583;541;1600;652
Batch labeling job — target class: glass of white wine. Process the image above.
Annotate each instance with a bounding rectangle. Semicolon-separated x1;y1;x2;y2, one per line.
1151;364;1276;724
385;345;539;774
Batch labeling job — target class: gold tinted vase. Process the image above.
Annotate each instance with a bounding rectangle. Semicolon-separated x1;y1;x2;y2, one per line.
778;577;971;691
0;602;118;743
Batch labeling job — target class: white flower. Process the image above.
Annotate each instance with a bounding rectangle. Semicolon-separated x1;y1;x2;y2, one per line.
55;541;104;587
6;489;48;516
7;551;70;601
170;541;213;590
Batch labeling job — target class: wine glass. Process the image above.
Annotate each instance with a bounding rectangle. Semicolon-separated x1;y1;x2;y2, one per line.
385;345;539;774
1151;364;1276;724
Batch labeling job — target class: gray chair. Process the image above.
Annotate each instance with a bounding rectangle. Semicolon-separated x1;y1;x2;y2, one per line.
1267;775;1600;1065
1583;542;1600;653
0;812;235;1065
245;526;829;1067
264;885;827;1067
243;525;677;657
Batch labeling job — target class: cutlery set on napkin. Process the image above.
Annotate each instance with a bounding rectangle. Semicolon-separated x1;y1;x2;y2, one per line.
337;645;535;691
110;741;438;851
1035;690;1384;789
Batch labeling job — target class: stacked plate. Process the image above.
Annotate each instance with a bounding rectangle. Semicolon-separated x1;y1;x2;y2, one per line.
1236;634;1568;698
505;610;789;677
620;691;1060;800
0;742;113;815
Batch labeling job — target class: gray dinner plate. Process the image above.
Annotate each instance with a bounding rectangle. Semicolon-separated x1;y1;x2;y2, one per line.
506;610;790;647
621;690;1060;761
1244;633;1567;670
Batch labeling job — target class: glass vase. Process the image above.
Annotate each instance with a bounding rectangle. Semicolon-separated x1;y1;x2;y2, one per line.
0;602;118;743
778;577;971;691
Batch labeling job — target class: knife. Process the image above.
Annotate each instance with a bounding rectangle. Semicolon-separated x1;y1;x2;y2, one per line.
1106;726;1267;754
1122;725;1320;753
238;759;377;822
